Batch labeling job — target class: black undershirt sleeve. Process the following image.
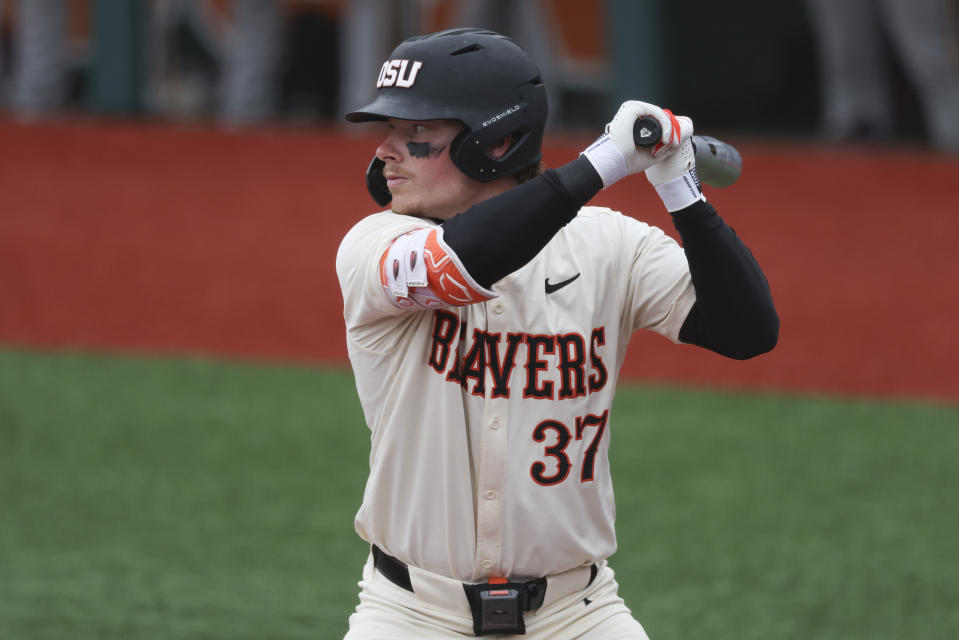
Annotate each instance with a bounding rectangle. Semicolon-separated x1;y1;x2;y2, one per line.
440;155;778;360
441;155;602;288
671;200;779;359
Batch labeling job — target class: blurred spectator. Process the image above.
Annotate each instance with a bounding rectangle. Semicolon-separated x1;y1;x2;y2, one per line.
805;0;959;152
146;0;222;119
218;0;281;125
0;1;7;105
278;3;339;121
3;0;284;124
149;0;318;125
10;0;68;119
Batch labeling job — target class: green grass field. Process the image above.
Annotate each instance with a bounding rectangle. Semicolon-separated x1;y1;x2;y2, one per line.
1;347;957;639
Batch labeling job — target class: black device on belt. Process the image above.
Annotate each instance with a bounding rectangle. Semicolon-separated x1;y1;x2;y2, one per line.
372;545;565;636
462;576;546;635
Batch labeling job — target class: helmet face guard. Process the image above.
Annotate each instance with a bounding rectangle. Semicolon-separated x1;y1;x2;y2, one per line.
346;29;548;203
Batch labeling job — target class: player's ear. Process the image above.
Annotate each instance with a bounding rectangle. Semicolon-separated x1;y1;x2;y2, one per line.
486;136;512;159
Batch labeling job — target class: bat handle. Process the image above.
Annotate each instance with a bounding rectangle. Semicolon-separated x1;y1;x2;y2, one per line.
633;115;662;148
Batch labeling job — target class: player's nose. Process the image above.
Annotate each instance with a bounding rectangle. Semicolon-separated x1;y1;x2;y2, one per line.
375;132;404;163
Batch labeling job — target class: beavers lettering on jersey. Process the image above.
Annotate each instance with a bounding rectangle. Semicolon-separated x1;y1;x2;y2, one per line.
428;310;609;399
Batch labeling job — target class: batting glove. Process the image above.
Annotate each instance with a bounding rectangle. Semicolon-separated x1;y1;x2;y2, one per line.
581;100;685;189
645;119;706;212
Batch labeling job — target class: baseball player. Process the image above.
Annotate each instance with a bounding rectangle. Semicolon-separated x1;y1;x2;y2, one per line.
335;28;778;639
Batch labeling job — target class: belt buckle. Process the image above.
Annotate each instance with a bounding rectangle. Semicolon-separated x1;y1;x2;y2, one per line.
463;577;546;636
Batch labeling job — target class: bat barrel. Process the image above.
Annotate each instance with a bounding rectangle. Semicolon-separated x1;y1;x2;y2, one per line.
691;136;742;188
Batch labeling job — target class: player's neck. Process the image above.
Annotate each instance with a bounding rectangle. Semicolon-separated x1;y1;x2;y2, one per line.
425;177;520;221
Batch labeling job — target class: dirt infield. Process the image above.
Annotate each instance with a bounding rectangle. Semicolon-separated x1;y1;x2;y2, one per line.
1;118;956;403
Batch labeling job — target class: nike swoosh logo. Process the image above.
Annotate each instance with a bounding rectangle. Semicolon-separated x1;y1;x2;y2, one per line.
545;273;580;294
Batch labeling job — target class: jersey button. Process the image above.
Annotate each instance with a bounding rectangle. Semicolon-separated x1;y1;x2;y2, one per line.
482;559;492;569
490;418;501;430
485;490;497;500
493;302;504;314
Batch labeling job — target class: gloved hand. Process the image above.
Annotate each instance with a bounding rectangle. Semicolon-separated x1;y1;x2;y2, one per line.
644;120;695;186
645;128;707;212
581;101;688;189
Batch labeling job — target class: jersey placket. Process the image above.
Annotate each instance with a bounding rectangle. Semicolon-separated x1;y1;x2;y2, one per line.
473;299;509;577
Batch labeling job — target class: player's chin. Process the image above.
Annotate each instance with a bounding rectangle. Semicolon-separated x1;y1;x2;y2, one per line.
389;194;423;216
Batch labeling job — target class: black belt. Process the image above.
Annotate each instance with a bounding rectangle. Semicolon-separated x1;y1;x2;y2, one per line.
371;544;414;591
371;545;599;636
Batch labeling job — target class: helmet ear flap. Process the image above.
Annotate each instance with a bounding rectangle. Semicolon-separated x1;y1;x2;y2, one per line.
449;78;547;182
450;121;543;183
366;157;393;207
448;127;476;179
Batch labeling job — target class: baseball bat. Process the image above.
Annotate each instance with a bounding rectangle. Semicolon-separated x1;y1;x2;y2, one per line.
633;116;742;188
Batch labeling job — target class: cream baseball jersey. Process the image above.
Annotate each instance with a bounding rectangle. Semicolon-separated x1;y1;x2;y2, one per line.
335;205;696;582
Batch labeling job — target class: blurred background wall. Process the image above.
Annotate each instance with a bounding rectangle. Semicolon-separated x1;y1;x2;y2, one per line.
1;0;957;150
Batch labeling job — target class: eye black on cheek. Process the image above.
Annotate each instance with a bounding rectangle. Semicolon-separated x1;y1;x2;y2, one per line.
407;141;431;158
407;141;449;159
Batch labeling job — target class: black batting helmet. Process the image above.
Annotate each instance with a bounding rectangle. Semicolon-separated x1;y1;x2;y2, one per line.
346;28;548;184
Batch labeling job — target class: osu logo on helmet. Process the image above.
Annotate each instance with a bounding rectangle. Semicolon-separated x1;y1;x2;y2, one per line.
376;59;423;88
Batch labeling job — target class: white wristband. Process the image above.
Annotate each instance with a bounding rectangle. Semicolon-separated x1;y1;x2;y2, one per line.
580;133;628;189
653;170;706;212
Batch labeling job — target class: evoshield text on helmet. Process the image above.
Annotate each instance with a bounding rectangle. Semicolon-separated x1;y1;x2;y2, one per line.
347;28;549;204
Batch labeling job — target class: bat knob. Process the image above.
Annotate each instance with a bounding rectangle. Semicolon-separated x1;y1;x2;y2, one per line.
633;116;662;148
